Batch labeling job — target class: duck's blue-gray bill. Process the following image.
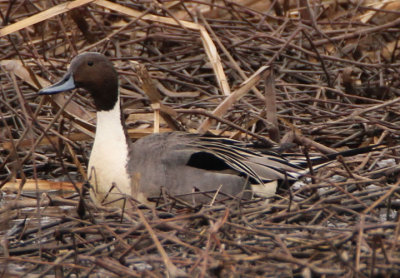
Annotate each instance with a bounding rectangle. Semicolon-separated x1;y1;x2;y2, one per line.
38;73;75;95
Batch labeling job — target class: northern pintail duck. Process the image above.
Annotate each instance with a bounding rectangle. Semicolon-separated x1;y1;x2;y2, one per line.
38;52;373;207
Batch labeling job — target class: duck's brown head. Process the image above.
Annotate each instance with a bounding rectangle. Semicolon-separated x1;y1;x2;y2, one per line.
39;52;119;111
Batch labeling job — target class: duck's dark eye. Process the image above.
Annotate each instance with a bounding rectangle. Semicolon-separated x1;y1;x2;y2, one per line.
87;61;94;66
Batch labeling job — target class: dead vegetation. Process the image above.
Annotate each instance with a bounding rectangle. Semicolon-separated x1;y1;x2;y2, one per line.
1;0;400;277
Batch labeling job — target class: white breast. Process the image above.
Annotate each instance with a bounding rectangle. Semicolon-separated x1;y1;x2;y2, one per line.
88;99;131;206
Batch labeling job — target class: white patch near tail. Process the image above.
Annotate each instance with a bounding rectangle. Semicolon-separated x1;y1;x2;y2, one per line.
251;180;278;198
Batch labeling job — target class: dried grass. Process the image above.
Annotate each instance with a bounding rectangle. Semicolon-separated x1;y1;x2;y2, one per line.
1;0;400;277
